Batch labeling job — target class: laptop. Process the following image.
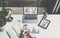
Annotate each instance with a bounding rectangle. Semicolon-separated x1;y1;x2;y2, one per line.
22;7;38;23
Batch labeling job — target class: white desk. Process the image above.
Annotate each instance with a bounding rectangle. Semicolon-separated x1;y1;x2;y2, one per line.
0;14;60;38
0;31;9;38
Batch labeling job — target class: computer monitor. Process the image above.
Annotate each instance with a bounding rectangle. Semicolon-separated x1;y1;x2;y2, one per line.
23;7;38;15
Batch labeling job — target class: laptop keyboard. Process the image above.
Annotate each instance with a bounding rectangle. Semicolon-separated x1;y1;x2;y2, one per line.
24;15;37;20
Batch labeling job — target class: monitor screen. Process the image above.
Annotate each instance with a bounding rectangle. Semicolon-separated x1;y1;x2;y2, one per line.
24;7;37;14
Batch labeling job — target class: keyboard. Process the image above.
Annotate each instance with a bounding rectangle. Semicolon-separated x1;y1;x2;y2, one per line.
24;15;37;20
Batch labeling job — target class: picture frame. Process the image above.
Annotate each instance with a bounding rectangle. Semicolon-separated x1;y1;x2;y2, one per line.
38;18;51;29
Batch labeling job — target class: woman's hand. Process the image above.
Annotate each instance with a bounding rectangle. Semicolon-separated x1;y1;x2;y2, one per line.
26;32;35;38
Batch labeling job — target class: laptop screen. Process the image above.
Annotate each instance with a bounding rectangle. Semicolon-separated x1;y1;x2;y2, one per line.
23;7;37;15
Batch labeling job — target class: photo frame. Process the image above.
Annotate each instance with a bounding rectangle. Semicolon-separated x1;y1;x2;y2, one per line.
38;18;51;29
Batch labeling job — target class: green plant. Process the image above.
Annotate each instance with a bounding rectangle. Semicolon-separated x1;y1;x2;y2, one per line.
0;0;8;27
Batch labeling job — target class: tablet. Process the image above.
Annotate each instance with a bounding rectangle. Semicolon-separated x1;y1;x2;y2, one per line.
38;18;51;29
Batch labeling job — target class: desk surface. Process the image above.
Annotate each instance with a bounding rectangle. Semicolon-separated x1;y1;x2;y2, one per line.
0;14;60;38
